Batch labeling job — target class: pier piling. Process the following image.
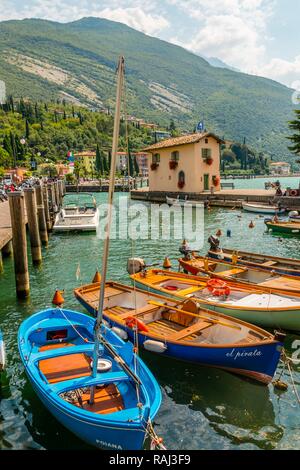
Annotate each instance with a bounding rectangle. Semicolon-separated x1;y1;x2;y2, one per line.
2;241;13;257
43;184;52;231
54;181;60;209
35;184;49;246
24;188;42;264
8;192;30;298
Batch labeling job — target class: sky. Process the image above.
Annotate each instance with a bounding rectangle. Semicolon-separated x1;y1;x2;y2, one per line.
0;0;300;88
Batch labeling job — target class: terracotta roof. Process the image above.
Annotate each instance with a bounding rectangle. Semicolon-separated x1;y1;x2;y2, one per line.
270;161;290;166
143;132;224;152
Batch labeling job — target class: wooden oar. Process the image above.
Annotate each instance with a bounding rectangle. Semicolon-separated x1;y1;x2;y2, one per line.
148;300;241;330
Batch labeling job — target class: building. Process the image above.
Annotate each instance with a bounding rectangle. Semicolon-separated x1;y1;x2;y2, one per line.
74;151;96;173
144;132;224;193
56;163;70;176
116;152;149;176
152;130;171;142
269;162;291;176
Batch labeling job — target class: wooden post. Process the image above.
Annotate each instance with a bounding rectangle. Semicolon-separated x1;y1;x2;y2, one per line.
43;184;52;231
48;182;56;217
8;192;30;298
2;240;12;257
24;188;42;264
54;181;60;209
35;184;48;246
0;251;3;273
58;180;63;205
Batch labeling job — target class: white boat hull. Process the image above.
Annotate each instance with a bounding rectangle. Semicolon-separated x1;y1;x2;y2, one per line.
242;202;285;214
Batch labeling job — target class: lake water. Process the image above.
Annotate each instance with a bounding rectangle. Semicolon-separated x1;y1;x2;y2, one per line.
1;186;300;450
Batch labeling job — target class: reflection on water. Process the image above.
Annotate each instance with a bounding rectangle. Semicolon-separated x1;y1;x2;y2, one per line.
0;190;300;450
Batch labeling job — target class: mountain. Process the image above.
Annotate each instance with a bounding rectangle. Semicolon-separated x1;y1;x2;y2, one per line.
204;57;240;73
0;17;296;161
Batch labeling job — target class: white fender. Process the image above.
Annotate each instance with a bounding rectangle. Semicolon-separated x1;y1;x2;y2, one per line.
111;327;128;341
91;358;112;372
143;340;167;353
0;337;6;371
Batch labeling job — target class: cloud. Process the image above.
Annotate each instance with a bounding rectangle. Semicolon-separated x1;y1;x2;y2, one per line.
167;0;274;72
97;7;169;35
257;56;300;87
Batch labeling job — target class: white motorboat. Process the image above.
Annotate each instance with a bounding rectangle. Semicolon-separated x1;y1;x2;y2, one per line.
166;195;203;207
242;201;285;214
53;194;99;232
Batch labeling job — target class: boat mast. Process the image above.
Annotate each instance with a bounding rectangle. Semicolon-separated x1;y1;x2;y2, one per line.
90;56;125;400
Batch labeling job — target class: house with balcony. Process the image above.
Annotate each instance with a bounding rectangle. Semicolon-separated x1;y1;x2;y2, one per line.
144;132;224;193
269;161;291;176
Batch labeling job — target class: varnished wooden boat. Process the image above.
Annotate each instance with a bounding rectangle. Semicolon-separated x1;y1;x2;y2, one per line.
74;281;284;384
265;220;300;235
208;248;300;277
130;269;300;332
179;255;300;295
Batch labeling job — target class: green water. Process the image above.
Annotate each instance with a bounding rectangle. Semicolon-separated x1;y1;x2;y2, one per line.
1;189;300;450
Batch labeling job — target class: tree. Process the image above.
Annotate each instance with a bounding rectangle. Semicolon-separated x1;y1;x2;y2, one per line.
103;153;109;174
95;144;103;175
288;109;300;155
221;149;236;164
25;119;30;138
134;155;140;175
128;151;134;176
0;147;12;168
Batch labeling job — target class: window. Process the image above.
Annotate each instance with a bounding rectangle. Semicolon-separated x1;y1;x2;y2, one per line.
152;153;160;164
202;148;212;159
178;171;185;188
171;151;179;161
205;138;208;144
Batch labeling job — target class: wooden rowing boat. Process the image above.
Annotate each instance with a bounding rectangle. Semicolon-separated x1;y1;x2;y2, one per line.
18;308;161;450
265;220;300;235
179;255;300;295
208;248;300;277
242;202;285;214
129;269;300;332
74;281;284;385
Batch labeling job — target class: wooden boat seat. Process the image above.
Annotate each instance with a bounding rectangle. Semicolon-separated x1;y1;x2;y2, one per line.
169;321;212;341
217;268;246;276
113;304;159;320
261;261;277;267
78;384;124;414
39;342;91;384
104;286;125;298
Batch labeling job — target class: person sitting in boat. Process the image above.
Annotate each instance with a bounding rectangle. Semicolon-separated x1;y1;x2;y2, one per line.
276;186;283;196
208;235;220;252
272;214;279;223
179;239;192;260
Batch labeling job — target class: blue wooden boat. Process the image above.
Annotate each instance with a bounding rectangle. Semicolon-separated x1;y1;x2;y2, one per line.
0;329;5;372
74;281;285;385
18;308;161;450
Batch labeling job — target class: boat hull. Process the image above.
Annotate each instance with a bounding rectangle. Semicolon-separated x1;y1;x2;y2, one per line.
132;281;300;332
0;330;5;371
18;309;161;450
208;250;300;277
266;222;300;235
76;296;282;385
242;203;285;214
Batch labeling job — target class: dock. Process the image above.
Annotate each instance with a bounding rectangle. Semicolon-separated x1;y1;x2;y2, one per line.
0;201;26;251
130;188;300;210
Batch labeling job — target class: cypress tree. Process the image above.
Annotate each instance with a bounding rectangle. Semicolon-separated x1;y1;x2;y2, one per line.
134;155;139;175
9;132;17;164
95;144;103;174
63;110;66;120
288;109;300;155
128;151;134;177
108;150;112;170
25;119;30;138
103;153;109;174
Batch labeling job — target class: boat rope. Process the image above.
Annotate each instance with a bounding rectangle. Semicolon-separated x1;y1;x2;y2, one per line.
274;349;300;405
58;308;92;343
144;419;166;450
